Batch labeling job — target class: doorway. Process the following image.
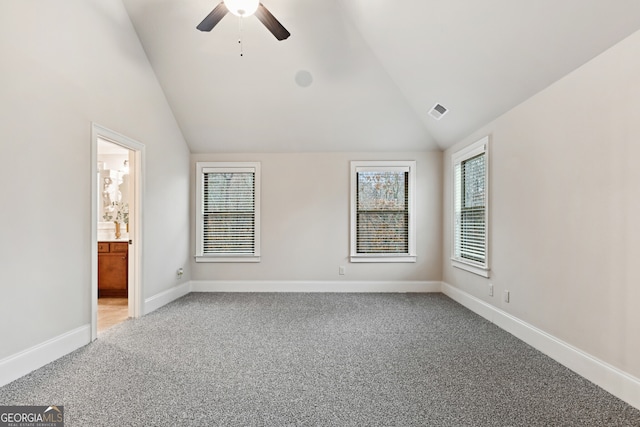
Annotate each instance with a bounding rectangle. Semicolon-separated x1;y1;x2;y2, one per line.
91;124;144;341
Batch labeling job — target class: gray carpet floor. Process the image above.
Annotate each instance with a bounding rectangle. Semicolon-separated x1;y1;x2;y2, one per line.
1;293;639;426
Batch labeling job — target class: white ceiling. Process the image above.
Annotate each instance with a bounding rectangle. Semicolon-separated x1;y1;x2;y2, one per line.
121;0;640;152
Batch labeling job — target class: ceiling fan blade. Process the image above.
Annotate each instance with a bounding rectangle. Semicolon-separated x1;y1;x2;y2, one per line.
254;3;290;41
196;2;229;32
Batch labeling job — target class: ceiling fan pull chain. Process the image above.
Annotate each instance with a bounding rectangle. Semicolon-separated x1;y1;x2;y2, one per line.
238;16;244;57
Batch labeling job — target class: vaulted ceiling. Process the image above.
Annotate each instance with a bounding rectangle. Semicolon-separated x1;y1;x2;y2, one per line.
121;0;640;152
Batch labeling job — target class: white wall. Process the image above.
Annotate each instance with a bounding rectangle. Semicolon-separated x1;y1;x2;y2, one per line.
443;29;640;379
0;0;190;360
191;152;442;284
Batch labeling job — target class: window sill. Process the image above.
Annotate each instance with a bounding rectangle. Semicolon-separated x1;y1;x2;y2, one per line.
451;259;490;278
195;256;260;263
351;255;416;263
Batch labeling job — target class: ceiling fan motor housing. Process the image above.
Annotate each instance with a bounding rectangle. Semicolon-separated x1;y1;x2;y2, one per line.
224;0;259;16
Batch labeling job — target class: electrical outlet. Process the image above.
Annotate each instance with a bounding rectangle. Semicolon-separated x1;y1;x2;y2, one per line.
503;290;510;303
339;266;346;275
177;268;184;279
488;283;494;296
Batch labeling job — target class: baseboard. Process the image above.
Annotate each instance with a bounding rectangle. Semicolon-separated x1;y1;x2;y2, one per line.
441;282;640;410
191;280;441;293
0;324;91;387
144;281;192;315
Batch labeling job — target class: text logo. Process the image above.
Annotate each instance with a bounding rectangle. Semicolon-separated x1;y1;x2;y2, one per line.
0;405;64;427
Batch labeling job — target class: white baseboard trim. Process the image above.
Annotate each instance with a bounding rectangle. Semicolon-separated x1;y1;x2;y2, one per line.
144;281;192;315
0;324;91;387
441;282;640;410
191;280;441;293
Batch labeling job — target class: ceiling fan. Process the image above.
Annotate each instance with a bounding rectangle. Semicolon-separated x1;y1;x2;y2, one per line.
197;0;290;41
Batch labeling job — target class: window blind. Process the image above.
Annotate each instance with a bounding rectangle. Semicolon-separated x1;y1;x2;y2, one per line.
202;171;255;255
454;153;486;263
356;170;409;254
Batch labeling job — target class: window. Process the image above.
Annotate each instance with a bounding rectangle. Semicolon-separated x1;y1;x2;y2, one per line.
350;161;416;263
195;162;260;262
452;136;489;277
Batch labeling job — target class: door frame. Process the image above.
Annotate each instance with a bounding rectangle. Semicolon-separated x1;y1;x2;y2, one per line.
91;123;145;341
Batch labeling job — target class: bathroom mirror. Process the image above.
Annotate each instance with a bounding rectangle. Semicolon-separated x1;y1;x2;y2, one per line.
97;140;131;240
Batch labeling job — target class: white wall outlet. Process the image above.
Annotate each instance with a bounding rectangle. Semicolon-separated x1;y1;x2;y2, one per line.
339;266;346;275
177;268;184;279
503;290;510;303
488;283;494;296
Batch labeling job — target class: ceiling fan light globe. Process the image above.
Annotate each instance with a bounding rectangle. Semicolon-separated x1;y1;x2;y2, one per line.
223;0;259;17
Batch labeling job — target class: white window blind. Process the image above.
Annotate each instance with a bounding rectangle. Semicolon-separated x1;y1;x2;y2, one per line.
196;162;260;262
454;154;485;262
452;137;489;276
350;161;416;263
203;171;255;255
356;170;409;254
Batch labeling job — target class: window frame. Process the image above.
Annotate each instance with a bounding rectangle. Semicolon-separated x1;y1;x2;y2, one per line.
350;160;417;263
451;136;490;277
195;161;261;263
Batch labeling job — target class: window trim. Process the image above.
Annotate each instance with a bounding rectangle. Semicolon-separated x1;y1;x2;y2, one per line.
350;160;417;263
195;161;261;263
451;136;490;277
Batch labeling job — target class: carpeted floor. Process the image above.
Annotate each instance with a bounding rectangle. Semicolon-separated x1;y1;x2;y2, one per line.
1;293;639;426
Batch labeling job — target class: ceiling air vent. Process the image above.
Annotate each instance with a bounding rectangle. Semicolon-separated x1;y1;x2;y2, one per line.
429;103;448;120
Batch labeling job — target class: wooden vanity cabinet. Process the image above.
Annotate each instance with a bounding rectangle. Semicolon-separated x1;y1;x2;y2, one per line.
98;241;128;297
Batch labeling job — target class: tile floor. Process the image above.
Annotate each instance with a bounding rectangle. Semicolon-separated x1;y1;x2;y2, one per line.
97;297;128;333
